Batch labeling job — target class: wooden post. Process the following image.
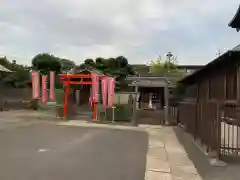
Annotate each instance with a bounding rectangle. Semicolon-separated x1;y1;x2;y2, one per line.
93;102;97;120
112;106;116;123
63;77;70;119
237;66;240;102
224;74;227;100
132;85;138;126
164;83;169;125
76;89;80;105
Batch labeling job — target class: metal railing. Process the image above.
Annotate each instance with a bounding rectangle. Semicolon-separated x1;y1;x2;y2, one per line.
177;100;240;159
168;105;178;124
220;102;240;158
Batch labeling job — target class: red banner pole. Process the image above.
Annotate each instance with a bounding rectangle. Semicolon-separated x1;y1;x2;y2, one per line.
49;71;55;101
63;77;70;119
93;103;97;120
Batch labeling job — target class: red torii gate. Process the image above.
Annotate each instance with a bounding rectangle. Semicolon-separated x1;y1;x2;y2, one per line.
58;73;106;120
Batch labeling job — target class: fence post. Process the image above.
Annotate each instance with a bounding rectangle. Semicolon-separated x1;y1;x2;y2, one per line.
216;103;221;158
164;84;169;125
132;86;138;126
112;106;115;123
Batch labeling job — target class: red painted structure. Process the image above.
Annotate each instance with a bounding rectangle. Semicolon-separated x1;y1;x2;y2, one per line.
59;73;106;120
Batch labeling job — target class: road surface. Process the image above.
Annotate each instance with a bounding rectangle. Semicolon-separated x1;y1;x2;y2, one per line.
0;121;148;180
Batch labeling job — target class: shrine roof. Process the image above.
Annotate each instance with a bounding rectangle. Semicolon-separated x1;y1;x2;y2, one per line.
229;5;240;31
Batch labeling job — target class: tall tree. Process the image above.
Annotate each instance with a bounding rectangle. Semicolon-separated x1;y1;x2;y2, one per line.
95;57;107;72
150;54;179;74
0;57;30;87
149;54;184;82
116;56;128;68
77;56;135;90
60;59;76;72
84;59;95;68
32;53;61;74
149;56;165;74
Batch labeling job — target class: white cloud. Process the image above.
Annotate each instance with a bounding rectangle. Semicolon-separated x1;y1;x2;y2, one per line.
0;0;240;65
52;43;122;61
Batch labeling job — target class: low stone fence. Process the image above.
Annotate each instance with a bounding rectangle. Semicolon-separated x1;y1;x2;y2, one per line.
0;88;32;111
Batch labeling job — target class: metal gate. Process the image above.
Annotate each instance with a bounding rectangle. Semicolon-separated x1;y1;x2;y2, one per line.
220;102;240;158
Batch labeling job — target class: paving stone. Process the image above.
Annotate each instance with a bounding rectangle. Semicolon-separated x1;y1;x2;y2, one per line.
145;126;203;180
171;166;202;180
148;147;168;160
171;164;198;175
148;139;165;148
165;145;187;154
165;139;182;147
57;121;142;131
148;131;166;140
146;157;170;173
145;171;173;180
168;153;194;166
173;175;202;180
142;125;164;129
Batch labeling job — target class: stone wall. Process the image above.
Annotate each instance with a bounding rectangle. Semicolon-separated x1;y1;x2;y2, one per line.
0;88;32;110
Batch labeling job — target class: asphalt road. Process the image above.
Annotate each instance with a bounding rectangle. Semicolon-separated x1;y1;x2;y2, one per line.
0;121;148;180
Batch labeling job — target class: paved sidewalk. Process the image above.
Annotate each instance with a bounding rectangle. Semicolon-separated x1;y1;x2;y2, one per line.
58;121;202;180
142;125;202;180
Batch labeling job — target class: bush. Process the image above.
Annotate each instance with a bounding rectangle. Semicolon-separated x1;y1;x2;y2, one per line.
29;99;39;110
105;104;133;121
55;89;65;117
55;89;65;105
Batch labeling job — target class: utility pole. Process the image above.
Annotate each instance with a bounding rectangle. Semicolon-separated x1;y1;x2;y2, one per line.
166;52;173;72
166;52;173;64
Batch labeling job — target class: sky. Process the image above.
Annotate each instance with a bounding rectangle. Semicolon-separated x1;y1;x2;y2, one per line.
0;0;240;66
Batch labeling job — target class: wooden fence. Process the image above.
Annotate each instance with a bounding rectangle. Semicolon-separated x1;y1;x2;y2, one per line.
177;100;240;159
177;101;220;156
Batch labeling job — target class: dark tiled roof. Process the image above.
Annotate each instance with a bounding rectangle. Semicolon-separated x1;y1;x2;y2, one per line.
176;65;204;69
179;44;240;84
229;5;240;31
232;44;240;51
0;64;12;72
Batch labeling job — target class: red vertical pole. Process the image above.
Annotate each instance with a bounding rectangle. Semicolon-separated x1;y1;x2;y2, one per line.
63;77;70;119
93;102;97;120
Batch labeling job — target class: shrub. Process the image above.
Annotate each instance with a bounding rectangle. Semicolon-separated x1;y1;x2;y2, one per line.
29;99;39;110
55;89;65;105
105;104;133;121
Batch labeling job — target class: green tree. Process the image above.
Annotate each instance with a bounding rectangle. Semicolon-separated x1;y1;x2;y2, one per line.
32;53;61;74
84;59;95;68
149;56;165;74
149;54;185;102
116;56;128;68
149;54;183;79
60;59;76;72
76;56;135;91
0;57;30;87
95;57;108;72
